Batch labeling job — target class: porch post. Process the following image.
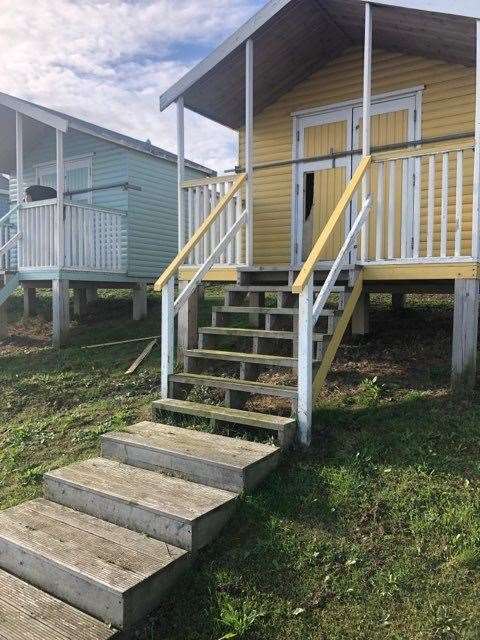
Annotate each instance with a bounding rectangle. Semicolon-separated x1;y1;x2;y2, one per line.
472;20;480;259
245;38;254;266
451;279;479;391
56;130;65;268
177;97;185;252
360;1;372;262
15;112;23;205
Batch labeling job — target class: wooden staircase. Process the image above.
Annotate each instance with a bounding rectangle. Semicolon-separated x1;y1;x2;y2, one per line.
0;269;362;639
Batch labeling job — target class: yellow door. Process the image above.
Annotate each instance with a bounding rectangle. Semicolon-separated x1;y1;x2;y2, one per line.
355;108;411;259
301;119;350;261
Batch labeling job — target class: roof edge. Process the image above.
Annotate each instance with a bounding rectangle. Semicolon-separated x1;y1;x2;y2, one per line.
0;92;68;132
367;0;480;19
159;0;292;112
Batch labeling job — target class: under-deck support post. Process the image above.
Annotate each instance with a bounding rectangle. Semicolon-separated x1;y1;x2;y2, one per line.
52;279;70;347
73;288;88;319
392;293;405;312
245;38;254;266
132;284;148;321
472;20;480;259
56;130;65;268
177;280;199;358
352;292;370;335
85;286;97;304
451;279;479;391
177;97;185;252
23;286;37;318
297;275;313;447
360;1;372;262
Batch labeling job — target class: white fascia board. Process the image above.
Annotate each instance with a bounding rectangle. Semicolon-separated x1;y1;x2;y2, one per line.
366;0;480;20
0;92;68;132
158;0;292;111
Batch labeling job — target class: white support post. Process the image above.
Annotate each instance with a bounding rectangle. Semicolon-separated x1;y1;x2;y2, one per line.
161;277;175;398
15;112;23;205
52;279;70;347
472;20;480;259
297;275;313;447
245;38;254;266
132;284;148;321
360;2;372;262
452;279;479;391
177;97;185;252
56;130;65;268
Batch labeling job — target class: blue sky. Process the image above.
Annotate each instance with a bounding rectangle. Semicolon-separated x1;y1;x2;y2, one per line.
0;0;266;172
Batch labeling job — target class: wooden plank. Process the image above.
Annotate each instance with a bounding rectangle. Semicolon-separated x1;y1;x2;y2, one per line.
387;160;396;259
292;155;371;294
83;335;160;349
427;155;436;257
455;150;464;257
170;372;297;397
125;339;157;375
154;173;246;291
376;161;384;260
451;278;479;389
363;262;478;280
373;139;474;161
440;152;450;257
185;348;298;367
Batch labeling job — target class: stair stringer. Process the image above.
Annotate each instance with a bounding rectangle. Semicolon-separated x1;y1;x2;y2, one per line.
312;270;364;402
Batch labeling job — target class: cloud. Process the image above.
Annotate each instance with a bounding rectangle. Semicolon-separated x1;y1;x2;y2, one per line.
0;0;264;171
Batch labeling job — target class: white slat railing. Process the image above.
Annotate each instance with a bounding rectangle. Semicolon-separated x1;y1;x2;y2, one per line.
371;141;475;262
0;203;20;271
181;175;246;266
154;173;247;398
18;200;126;272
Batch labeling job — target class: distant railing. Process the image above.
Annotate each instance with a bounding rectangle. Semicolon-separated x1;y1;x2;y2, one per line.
181;175;246;267
0;204;20;271
18;200;126;272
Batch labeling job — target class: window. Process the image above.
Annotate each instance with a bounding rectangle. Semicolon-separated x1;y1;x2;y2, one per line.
36;156;93;204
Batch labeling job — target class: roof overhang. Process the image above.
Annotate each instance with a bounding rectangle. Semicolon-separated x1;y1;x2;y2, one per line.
159;0;477;130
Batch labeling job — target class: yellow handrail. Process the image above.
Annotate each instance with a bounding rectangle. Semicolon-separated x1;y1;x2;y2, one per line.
291;155;371;294
154;173;246;291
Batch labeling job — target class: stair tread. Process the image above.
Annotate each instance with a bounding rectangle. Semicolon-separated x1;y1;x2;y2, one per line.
185;348;301;365
45;458;236;524
170;372;298;396
199;326;325;340
102;421;279;471
0;567;117;640
0;498;187;593
213;305;335;315
153;398;296;430
226;285;346;292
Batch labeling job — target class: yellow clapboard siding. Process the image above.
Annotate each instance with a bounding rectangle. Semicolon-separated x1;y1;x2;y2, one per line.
238;47;476;265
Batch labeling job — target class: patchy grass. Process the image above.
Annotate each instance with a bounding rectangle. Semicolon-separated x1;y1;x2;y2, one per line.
2;288;480;639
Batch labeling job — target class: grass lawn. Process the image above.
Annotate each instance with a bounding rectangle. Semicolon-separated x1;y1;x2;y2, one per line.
1;287;480;639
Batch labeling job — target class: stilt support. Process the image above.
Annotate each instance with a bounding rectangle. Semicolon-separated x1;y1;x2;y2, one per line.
177;281;199;358
86;286;97;304
23;287;37;319
451;278;479;391
52;279;70;347
352;292;370;335
73;289;88;319
132;284;148;321
392;293;405;312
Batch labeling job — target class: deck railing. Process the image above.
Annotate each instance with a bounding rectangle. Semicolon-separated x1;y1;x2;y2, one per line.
368;141;475;262
18;199;126;272
292;156;372;447
0;204;20;271
181;175;246;267
154;173;248;397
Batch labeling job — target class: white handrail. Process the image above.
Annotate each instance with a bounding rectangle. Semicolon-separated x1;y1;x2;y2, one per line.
0;233;21;260
313;197;372;322
0;203;20;227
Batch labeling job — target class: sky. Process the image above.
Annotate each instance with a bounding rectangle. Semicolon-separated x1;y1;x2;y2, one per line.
0;0;265;172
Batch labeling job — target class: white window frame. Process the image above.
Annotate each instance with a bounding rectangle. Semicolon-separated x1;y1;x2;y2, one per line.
35;154;93;204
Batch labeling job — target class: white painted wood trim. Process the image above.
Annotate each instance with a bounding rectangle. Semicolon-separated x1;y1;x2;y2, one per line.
455;150;464;257
376;162;384;260
161;277;175;398
15;112;23;205
361;0;480;19
297;275;313;447
245;38;254;266
472;20;480;259
177;98;185;252
387;160;396;259
427;155;435;257
0;92;68;131
56;130;65;268
440;152;449;258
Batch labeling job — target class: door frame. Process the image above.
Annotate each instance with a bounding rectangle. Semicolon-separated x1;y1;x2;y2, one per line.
291;86;423;266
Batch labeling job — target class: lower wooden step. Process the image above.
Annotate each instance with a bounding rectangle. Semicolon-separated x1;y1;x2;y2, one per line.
152;398;297;448
0;567;118;640
170;372;297;399
198;326;326;342
102;422;280;493
0;499;190;630
43;458;237;552
185;348;299;369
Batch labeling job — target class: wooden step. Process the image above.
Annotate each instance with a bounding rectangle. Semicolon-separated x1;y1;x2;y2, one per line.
225;285;346;293
0;567;118;640
170;372;298;399
0;499;190;630
198;326;326;341
43;458;237;552
185;348;299;368
152;398;296;448
212;305;335;316
101;421;280;493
